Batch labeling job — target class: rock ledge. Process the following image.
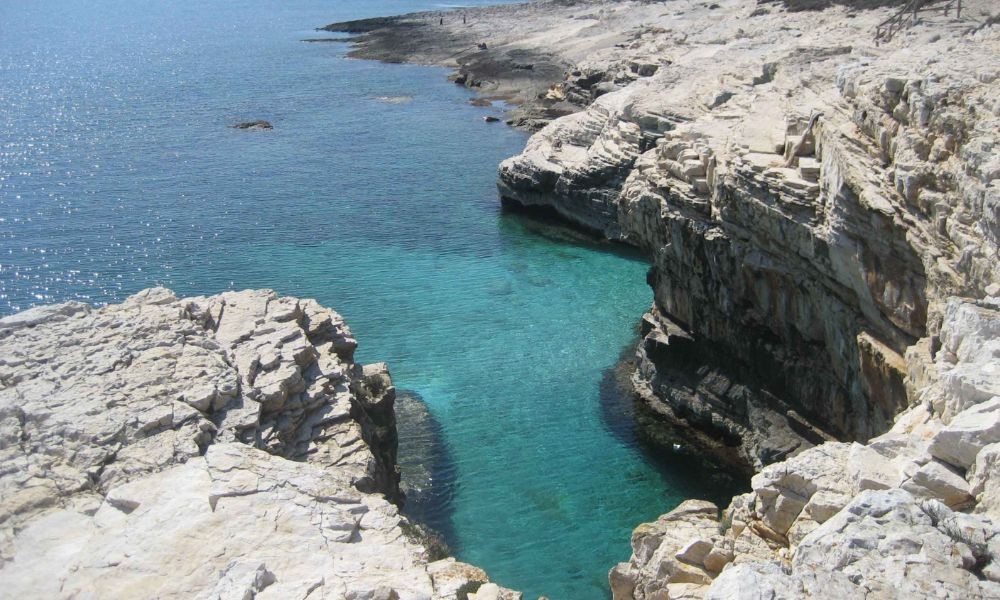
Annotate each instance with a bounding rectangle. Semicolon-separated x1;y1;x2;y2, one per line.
0;288;519;600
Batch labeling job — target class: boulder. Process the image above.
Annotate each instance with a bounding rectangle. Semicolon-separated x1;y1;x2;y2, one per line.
610;500;720;599
971;443;1000;518
929;396;1000;469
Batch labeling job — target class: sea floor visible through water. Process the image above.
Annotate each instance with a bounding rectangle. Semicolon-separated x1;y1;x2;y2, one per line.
0;1;739;597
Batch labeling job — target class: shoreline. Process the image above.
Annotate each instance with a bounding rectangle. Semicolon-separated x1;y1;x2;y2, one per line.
321;0;779;473
321;0;666;129
322;0;1000;597
0;0;995;598
0;289;522;599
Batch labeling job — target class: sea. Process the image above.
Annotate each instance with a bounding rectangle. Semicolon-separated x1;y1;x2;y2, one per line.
0;1;732;597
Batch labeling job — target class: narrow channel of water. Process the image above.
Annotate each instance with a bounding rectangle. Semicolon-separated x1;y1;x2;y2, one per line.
0;2;735;597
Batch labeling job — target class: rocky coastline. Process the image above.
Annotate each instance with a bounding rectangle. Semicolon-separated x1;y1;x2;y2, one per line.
491;0;999;470
0;288;518;600
321;1;701;130
328;0;1000;597
612;296;1000;598
3;1;998;598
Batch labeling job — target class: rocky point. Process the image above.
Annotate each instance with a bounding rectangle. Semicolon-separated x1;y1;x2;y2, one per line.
0;288;518;600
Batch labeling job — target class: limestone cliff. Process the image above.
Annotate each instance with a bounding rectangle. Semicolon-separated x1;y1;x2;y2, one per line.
0;288;518;600
610;296;1000;599
498;0;999;472
488;0;999;597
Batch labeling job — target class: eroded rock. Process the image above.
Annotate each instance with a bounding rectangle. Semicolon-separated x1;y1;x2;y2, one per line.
612;298;1000;599
498;0;999;477
0;288;519;599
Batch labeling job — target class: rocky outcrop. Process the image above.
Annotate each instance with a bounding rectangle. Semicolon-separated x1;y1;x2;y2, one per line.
611;297;1000;599
485;1;998;596
0;288;518;600
231;120;273;130
498;0;999;472
323;1;712;130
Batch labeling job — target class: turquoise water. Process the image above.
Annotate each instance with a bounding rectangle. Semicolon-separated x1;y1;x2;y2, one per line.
1;2;731;598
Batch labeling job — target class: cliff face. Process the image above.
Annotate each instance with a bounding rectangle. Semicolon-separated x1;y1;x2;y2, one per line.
498;0;999;471
491;1;999;596
611;296;1000;599
0;288;518;600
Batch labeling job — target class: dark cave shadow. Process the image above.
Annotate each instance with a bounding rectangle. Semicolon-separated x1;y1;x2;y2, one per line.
496;202;649;263
599;340;749;509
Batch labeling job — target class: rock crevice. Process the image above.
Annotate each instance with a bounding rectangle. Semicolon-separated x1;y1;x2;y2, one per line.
613;297;1000;599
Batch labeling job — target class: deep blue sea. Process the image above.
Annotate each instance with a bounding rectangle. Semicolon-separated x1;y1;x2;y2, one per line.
0;1;731;597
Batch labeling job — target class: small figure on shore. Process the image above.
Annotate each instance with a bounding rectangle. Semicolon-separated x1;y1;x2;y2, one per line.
463;14;467;24
439;17;443;25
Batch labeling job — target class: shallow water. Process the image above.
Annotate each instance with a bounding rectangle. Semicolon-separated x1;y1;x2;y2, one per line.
1;1;732;597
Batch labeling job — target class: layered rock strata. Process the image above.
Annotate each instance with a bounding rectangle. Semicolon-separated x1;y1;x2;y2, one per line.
611;296;1000;599
498;0;999;473
480;0;999;597
0;288;518;600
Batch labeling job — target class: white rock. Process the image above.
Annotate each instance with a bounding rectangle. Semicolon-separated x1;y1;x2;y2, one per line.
470;583;501;600
971;443;1000;518
610;500;719;599
901;459;973;508
0;289;517;600
929;396;1000;469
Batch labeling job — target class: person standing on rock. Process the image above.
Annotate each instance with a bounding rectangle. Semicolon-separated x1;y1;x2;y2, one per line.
439;16;443;25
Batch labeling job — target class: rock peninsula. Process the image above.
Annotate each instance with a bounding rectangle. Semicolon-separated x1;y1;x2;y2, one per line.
329;0;999;597
322;1;710;129
0;288;518;600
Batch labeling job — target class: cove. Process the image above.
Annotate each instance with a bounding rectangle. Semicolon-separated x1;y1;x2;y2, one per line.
0;1;734;598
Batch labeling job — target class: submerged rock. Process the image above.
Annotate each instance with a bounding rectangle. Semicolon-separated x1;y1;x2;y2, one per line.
374;95;414;104
230;120;273;130
0;288;519;599
301;36;355;43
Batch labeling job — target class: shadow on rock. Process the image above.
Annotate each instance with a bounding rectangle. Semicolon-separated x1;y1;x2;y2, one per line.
599;340;749;509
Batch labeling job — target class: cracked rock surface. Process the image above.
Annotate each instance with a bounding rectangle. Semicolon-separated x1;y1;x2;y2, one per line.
0;288;519;600
612;297;1000;599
